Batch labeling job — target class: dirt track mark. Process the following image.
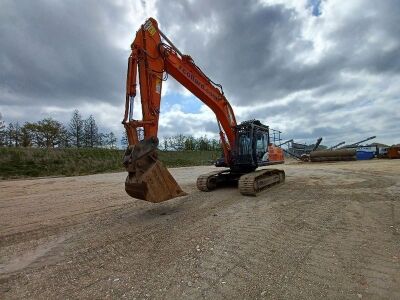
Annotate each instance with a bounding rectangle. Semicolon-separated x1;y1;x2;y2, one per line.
0;236;69;274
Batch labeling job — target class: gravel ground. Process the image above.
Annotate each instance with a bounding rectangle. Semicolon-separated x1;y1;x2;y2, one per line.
0;160;399;299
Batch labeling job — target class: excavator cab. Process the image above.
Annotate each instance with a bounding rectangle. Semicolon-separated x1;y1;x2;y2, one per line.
217;120;284;171
233;120;270;170
231;120;283;168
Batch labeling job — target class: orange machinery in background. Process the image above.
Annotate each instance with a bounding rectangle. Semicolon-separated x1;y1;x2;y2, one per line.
388;146;400;159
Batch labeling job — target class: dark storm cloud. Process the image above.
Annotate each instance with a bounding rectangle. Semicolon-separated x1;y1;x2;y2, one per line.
238;94;396;144
324;1;400;75
155;0;400;105
0;0;128;107
156;0;336;104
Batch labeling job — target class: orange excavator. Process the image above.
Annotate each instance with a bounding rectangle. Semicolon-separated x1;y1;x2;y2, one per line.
122;18;285;203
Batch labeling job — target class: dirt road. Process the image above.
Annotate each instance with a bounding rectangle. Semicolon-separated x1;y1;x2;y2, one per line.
1;160;399;299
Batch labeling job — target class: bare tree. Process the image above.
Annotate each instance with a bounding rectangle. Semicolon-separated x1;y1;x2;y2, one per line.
0;113;5;147
58;126;71;148
166;134;186;151
69;109;84;148
106;132;117;149
20;124;32;147
184;136;196;150
83;115;99;147
6;123;14;147
13;122;21;147
121;131;128;148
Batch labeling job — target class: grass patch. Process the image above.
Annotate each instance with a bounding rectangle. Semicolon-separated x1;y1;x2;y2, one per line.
0;148;219;179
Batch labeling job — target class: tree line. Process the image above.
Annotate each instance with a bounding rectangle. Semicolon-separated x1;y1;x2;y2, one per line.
0;110;117;148
160;134;221;151
1;111;222;151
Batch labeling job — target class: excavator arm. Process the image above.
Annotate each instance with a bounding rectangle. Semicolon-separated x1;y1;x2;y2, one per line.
123;18;236;161
122;18;237;202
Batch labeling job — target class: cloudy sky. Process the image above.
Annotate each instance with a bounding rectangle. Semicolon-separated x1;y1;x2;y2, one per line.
0;0;399;146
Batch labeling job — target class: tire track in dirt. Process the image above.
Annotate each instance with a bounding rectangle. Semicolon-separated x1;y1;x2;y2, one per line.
1;189;243;298
190;185;347;298
275;179;400;299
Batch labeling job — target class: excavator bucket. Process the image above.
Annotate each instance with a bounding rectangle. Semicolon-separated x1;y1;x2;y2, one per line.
123;138;187;203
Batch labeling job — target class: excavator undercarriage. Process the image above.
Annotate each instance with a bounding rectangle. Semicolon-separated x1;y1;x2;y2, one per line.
197;168;285;196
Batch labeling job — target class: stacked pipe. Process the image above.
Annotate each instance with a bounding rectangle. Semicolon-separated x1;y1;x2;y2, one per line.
310;149;356;162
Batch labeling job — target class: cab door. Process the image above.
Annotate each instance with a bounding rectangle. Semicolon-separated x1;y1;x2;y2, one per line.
255;129;269;165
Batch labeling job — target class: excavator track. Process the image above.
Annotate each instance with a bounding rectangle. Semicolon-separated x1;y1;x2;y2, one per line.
238;169;285;196
196;169;230;192
196;168;285;196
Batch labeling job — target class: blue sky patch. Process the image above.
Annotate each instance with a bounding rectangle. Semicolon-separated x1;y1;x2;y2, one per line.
308;0;322;16
161;92;202;114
